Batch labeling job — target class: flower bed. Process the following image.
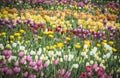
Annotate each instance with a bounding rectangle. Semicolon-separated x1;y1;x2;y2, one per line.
0;0;120;78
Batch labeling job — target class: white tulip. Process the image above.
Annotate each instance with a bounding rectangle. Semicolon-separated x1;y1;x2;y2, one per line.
35;55;38;60
0;44;4;49
19;46;25;51
11;56;17;60
12;43;17;48
72;64;79;69
30;50;36;55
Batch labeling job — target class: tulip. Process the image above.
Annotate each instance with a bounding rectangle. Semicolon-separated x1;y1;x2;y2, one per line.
6;69;14;75
28;74;36;78
54;59;59;66
79;72;86;78
20;58;26;64
29;61;36;67
18;51;24;58
37;59;42;66
23;71;28;77
14;60;19;67
13;67;21;73
26;55;32;62
85;66;91;72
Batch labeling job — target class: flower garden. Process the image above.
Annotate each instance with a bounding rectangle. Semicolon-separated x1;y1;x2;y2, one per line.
0;0;120;78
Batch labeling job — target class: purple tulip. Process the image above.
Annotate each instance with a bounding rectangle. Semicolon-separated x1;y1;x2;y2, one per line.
43;61;49;68
28;74;36;78
33;65;38;71
2;59;7;64
2;50;12;59
37;64;43;70
14;60;19;67
20;58;26;64
18;51;24;58
6;69;14;75
13;67;21;73
54;59;59;66
64;71;71;78
29;61;36;67
61;68;66;75
13;24;17;28
5;20;10;24
78;2;85;7
27;19;31;24
87;72;92;77
8;25;12;29
24;20;27;24
23;71;28;77
16;20;22;24
37;59;42;66
26;55;32;62
0;68;4;73
92;64;98;70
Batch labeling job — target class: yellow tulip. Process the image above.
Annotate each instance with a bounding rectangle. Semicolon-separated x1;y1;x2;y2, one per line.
57;42;63;48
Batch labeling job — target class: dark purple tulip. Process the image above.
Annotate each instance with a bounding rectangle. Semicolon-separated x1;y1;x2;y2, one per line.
30;22;34;27
27;19;31;24
1;21;5;25
110;33;113;37
103;20;107;25
78;26;82;29
110;37;113;41
83;34;86;40
5;20;10;24
8;25;12;29
11;20;14;24
33;22;37;26
77;29;81;33
16;20;22;24
102;9;105;14
24;20;27;24
13;24;16;28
